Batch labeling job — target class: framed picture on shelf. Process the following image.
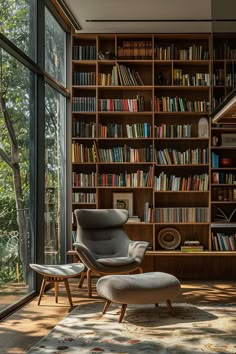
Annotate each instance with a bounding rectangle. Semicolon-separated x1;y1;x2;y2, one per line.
113;192;133;216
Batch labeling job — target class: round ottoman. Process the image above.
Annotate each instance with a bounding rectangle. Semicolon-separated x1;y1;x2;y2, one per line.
96;272;181;322
30;263;85;307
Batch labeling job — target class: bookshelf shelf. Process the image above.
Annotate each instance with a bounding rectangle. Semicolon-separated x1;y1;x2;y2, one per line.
70;33;236;280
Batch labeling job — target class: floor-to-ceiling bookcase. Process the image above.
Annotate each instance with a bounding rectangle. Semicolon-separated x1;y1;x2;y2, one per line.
70;33;236;280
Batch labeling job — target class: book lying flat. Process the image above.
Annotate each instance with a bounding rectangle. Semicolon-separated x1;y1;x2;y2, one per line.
215;208;236;222
181;245;204;252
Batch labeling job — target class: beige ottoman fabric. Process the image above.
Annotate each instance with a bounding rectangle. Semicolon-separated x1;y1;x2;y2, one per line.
96;272;181;305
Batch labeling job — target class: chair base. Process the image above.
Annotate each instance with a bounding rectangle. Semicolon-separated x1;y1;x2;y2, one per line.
38;276;73;307
100;299;176;323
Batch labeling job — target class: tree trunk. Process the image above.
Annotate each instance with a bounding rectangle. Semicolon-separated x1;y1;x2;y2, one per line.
12;163;28;282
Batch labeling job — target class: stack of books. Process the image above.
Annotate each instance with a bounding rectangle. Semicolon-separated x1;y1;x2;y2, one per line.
127;216;141;223
181;240;204;252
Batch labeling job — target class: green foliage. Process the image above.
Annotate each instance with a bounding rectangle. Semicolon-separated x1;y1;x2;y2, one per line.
0;0;31;56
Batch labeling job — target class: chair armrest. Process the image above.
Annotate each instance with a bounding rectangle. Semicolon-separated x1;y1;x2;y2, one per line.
73;242;98;269
128;241;149;263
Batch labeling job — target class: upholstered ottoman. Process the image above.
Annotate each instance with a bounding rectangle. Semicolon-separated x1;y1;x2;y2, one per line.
30;263;85;307
96;272;181;322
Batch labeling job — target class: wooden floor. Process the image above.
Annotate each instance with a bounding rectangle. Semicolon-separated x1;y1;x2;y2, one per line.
0;279;236;354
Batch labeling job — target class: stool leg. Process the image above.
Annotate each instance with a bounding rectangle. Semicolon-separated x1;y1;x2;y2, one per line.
38;277;47;305
119;304;127;323
78;272;86;288
102;300;111;315
138;267;143;274
87;269;92;298
55;281;59;303
166;300;176;317
64;278;73;307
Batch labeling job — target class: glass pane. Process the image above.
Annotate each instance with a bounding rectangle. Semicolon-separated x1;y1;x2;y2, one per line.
45;84;65;264
45;7;66;87
0;49;35;312
0;0;36;60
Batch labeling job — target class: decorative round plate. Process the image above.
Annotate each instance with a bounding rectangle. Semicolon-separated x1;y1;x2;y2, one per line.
157;228;181;250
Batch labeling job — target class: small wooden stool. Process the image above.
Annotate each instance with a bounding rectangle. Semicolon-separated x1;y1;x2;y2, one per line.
30;263;85;307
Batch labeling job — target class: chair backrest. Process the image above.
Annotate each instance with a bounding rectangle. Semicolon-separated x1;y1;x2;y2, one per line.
74;209;130;259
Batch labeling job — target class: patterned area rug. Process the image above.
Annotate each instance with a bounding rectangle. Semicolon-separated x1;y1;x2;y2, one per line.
27;302;236;353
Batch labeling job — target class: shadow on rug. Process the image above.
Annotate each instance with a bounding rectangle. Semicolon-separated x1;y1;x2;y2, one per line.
26;302;236;353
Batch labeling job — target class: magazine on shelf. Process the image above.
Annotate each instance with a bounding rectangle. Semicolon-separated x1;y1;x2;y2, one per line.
215;208;236;222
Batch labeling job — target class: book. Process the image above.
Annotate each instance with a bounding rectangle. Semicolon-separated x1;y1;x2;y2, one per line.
184;240;200;246
181;245;204;252
214;208;236;222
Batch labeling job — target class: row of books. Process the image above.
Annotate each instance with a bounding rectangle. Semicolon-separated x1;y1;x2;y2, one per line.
72;142;208;165
211;152;220;168
144;201;154;223
154;124;192;138
153;96;209;113
212;188;236;202
72;96;209;113
72;143;97;163
157;45;209;60
72;172;96;187
213;45;236;60
73;121;194;139
173;70;210;86
212;172;236;185
154;172;209;191
72;192;96;203
212;97;225;110
73;45;96;60
211;232;236;251
98;146;153;163
154;148;209;165
73;71;96;86
155;207;209;223
117;41;152;59
97;167;154;187
173;46;209;60
98;122;151;138
99;64;144;86
72;97;96;112
72;121;96;138
98;97;145;112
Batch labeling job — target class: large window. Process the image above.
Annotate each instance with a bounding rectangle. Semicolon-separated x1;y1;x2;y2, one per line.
45;7;66;86
0;1;68;317
45;84;66;264
0;49;35;311
0;0;36;59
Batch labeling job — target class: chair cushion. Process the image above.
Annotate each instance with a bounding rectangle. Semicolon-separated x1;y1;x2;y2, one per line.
30;263;85;278
75;209;128;229
97;256;135;267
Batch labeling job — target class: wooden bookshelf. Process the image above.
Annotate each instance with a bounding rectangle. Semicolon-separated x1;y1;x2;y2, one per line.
70;33;236;280
212;33;236;110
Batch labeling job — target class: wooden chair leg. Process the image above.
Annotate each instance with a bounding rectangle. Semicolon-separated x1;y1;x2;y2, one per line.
78;272;86;288
38;277;47;305
54;281;59;303
102;300;111;315
64;278;73;307
138;267;143;273
87;269;92;298
119;304;127;323
166;299;176;317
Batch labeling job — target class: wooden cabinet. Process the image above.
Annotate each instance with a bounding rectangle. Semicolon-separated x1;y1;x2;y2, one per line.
71;33;236;280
